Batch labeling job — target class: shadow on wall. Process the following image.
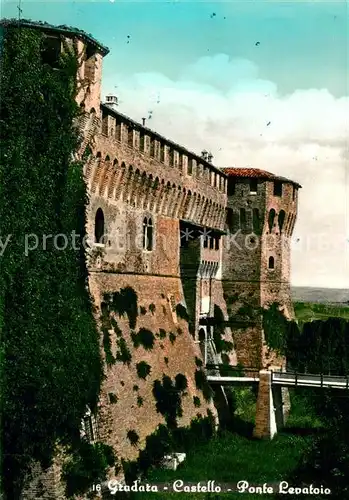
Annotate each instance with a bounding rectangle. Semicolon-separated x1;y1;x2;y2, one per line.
179;221;201;335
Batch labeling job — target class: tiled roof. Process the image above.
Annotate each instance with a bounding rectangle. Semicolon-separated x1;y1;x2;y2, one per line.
223;167;301;188
0;18;110;56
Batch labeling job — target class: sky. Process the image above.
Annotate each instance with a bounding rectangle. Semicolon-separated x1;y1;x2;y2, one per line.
2;0;349;289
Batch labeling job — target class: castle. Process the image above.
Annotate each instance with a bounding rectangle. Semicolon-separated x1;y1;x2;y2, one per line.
2;20;300;499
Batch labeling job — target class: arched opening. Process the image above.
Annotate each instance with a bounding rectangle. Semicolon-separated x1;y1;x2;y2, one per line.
95;208;105;244
240;208;246;229
268;256;275;269
278;210;286;232
253;208;260;233
268;208;276;233
143;217;153;251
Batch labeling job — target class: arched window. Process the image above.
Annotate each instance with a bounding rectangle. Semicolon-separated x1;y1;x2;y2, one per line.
240;208;246;229
253;208;260;233
278;210;286;232
143;217;153;251
94;208;105;243
268;208;276;233
268;256;275;269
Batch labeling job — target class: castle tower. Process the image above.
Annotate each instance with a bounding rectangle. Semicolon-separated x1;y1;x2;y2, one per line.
0;19;109;116
222;168;301;369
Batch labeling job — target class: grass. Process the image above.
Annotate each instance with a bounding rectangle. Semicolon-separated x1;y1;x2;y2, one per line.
124;389;321;500
294;301;349;329
141;432;312;499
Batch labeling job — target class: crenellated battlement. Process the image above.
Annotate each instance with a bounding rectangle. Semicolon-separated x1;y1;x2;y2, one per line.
83;106;227;232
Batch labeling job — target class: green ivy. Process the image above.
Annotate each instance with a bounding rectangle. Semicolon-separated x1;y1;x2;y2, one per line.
122;413;216;484
131;328;155;350
102;326;116;365
136;361;151;380
152;375;183;428
195;357;203;367
0;25;103;497
262;303;289;355
110;318;123;338
126;430;139;447
115;338;132;365
159;329;167;339
213;304;233;353
176;304;189;321
195;369;213;402
110;287;138;329
108;393;118;404
175;374;188;392
193;396;201;407
62;441;116;498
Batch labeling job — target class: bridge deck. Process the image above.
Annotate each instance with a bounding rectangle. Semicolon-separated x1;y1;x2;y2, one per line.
207;375;259;385
206;366;349;390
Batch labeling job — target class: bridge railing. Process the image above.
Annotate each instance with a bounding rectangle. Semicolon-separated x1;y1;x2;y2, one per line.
271;370;349;389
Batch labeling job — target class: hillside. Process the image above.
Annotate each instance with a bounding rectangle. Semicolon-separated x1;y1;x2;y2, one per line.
292;286;349;305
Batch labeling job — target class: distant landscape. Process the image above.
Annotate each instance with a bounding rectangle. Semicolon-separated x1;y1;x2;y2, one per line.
292;286;349;305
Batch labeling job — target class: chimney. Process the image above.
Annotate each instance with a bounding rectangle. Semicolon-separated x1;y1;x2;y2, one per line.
207;152;213;163
104;94;118;110
201;149;208;161
142;117;146;126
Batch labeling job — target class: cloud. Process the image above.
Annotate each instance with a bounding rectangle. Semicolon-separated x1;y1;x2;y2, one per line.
103;54;349;289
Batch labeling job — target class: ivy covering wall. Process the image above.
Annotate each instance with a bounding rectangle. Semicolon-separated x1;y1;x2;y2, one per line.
0;25;106;497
